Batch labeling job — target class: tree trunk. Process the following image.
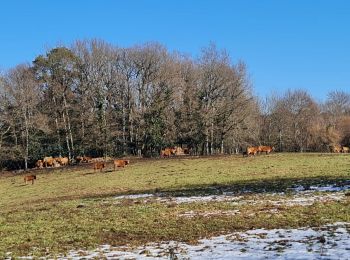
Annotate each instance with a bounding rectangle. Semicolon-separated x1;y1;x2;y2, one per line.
205;128;209;155
210;122;214;155
220;136;224;154
102;107;108;158
122;105;126;155
23;108;29;171
279;129;283;152
62;112;71;160
63;94;74;156
81;114;85;156
53;96;62;157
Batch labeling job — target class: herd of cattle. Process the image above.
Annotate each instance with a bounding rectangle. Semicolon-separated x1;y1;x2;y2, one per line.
32;144;350;171
244;145;275;156
160;146;190;157
33;147;190;170
35;156;69;168
34;156;130;171
25;157;131;184
32;144;349;171
23;144;349;185
244;145;349;155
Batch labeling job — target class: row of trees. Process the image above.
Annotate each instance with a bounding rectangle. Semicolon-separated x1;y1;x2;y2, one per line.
259;90;350;152
0;40;349;170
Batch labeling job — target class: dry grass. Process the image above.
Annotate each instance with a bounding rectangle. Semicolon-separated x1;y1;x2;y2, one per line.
0;153;349;257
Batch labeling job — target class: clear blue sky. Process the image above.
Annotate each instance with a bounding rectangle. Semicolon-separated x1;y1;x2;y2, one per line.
1;0;349;101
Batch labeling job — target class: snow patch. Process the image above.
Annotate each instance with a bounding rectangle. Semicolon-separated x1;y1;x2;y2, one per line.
60;222;350;259
178;209;240;218
114;183;349;206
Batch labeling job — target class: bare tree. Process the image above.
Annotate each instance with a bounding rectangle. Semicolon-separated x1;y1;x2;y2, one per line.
323;90;350;146
2;65;43;169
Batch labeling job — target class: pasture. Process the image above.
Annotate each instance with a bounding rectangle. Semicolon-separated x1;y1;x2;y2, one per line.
0;153;349;258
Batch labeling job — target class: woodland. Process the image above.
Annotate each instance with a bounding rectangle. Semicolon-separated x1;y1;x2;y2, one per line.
0;40;349;169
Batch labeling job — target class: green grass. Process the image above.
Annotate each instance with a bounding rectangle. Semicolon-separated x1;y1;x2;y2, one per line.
0;153;349;257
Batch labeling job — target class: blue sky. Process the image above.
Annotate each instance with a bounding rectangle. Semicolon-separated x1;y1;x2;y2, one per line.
1;0;349;101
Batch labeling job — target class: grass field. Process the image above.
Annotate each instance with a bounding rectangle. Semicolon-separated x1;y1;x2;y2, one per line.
0;153;349;257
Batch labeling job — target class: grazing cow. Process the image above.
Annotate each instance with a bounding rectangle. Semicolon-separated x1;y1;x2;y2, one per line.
24;175;36;185
174;146;185;155
258;145;274;154
35;160;43;169
160;148;172;157
75;156;92;163
75;156;84;163
114;159;130;170
54;157;68;166
93;161;105;172
43;156;56;167
331;145;342;153
59;157;69;166
342;146;349;153
247;147;259;156
83;156;93;163
53;161;61;167
91;157;105;162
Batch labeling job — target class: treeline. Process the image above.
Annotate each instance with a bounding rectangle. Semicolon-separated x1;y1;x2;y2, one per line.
0;40;349;170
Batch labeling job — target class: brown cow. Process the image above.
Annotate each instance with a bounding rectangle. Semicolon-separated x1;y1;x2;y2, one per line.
75;156;84;163
174;146;185;155
114;159;130;170
93;161;105;172
35;160;43;169
54;157;68;166
43;156;56;167
247;146;259;156
160;148;171;157
258;145;274;154
83;156;93;163
342;146;349;153
53;160;61;167
24;175;36;185
75;156;92;163
59;157;69;166
164;147;177;157
331;145;342;153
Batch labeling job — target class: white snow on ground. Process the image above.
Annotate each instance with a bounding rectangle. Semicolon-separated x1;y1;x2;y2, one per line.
59;222;350;259
114;183;348;207
114;193;244;204
235;192;346;207
17;184;349;259
289;184;350;193
178;209;241;218
114;193;155;199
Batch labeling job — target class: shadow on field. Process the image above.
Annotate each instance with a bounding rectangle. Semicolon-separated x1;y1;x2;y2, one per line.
82;171;96;176
118;175;350;198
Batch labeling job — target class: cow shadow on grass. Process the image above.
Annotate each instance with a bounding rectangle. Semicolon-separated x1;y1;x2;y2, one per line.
82;172;96;176
82;169;118;176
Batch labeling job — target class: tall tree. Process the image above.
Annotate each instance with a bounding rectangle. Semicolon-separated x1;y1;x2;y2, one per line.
2;65;43;169
33;47;79;159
